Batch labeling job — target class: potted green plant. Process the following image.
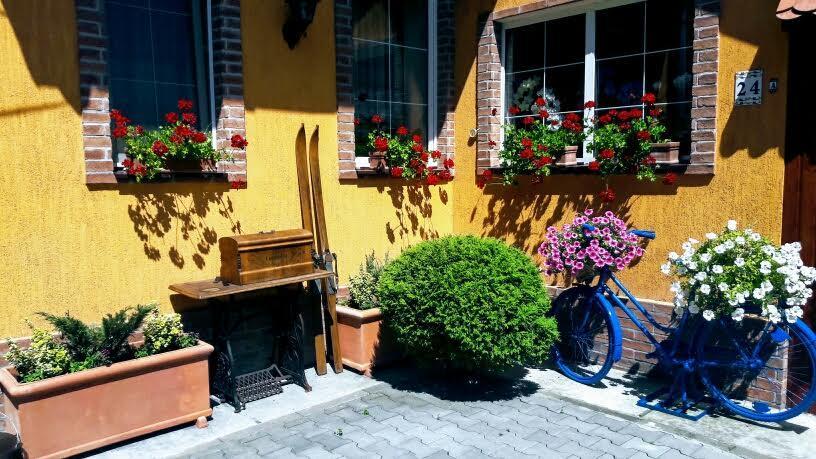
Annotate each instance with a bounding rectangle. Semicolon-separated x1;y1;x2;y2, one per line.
112;98;247;181
336;252;398;376
0;306;213;459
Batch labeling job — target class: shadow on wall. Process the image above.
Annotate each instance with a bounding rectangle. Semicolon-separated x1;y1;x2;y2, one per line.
119;183;242;269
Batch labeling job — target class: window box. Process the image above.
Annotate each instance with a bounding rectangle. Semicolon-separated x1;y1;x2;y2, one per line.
0;341;213;458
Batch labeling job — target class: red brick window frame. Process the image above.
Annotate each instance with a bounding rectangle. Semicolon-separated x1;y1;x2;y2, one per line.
77;0;246;185
335;0;456;180
476;0;719;177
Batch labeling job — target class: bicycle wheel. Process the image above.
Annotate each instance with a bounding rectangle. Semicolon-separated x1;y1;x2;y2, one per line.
549;286;617;384
697;315;816;422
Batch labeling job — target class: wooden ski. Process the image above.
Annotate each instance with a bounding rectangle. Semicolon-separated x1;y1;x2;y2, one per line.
294;124;327;375
307;126;343;373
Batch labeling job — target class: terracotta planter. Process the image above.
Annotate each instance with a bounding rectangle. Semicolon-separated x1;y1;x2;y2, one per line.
650;142;680;164
0;341;214;459
556;145;578;166
336;306;398;376
368;152;387;170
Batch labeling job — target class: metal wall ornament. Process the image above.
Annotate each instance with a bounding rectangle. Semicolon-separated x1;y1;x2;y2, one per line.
283;0;320;49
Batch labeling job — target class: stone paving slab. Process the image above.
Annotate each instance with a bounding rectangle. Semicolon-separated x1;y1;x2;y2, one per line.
175;381;736;459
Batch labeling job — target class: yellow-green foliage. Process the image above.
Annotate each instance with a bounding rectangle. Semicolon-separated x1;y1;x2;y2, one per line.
136;311;197;358
5;326;71;383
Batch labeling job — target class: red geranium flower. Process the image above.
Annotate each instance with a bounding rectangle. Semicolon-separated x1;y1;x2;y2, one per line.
230;180;246;190
599;114;613;125
122;158;133;168
111;109;124;123
390;166;404;178
535;97;546;107
619;122;631;131
164;112;179;124
174;125;193;138
412;143;424;153
550;119;560;126
584;100;596;109
169;134;183;145
636;130;651;141
520;148;533;159
588;161;600;171
409;158;421;168
412;134;422;144
488;140;497;147
491;108;498;116
182;112;197;125
508;105;521;116
599;188;616;202
522;116;534;126
426;173;440;186
231;134;248;148
192;131;208;143
649;108;663;117
420;151;430;162
537;144;547;151
566;113;581;123
178;99;194;111
477;169;493;189
132;164;146;177
431;150;442;159
371;114;383;124
600;149;615;160
535;156;552;168
152;140;169;155
439;169;452;181
354;118;361;126
609;109;618;117
112;125;128;139
663;172;678;185
642;155;656;166
539;109;549;119
135;125;145;135
374;136;389;152
618;111;631;121
521;138;533;148
396;126;409;136
641;93;656;105
630;109;643;119
443;158;454;169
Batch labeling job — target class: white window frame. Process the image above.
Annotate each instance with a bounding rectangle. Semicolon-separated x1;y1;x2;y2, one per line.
499;0;692;163
354;0;438;168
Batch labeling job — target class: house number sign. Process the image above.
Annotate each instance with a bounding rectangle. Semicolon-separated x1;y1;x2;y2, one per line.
735;70;763;106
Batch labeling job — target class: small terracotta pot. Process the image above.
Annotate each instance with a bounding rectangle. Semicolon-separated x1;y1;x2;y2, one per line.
556;145;578;166
650;142;680;164
369;152;387;170
0;341;214;459
336;306;398;376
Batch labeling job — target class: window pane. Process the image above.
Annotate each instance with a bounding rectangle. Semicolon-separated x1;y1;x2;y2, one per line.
596;2;645;58
353;41;388;102
596;56;644;108
149;0;188;14
151;9;197;85
391;47;427;105
546;14;585;67
662;102;692;155
106;4;153;81
391;103;427;138
352;0;388;41
545;63;585;112
156;83;199;123
645;49;692;103
390;0;428;48
509;23;544;73
506;72;543;114
646;0;694;51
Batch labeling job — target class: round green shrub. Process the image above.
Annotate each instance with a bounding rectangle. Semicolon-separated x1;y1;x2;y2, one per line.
378;235;558;372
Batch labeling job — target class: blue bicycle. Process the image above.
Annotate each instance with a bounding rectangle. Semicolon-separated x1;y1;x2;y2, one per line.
549;224;816;422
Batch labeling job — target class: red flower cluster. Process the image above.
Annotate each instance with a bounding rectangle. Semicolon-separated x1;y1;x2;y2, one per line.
111;109;131;139
522;116;534;126
122;158;146;177
152;140;169;156
636;130;651;141
371;114;383;124
443;158;455;169
562;112;584;133
599;188;616;203
641;93;657;105
477;169;493;189
182;112;197;125
390;166;404;178
600;149;615;160
374;136;389;152
584;101;596;109
663;172;678;185
588;161;600;171
508;105;521;116
178;99;194;111
396;126;409;136
230;180;246;190
164;112;179;124
231;134;248;149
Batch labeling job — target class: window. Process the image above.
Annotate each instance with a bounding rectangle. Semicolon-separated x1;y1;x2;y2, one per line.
351;0;435;166
503;0;694;159
105;0;214;163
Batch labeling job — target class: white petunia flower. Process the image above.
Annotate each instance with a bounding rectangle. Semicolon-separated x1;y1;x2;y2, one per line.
712;265;724;274
731;308;745;322
689;238;700;245
700;253;712;263
670;282;681;293
661;262;671;275
753;288;766;300
750;232;762;241
706;232;718;240
703;310;716;321
759;261;772;275
735;236;746;245
668;251;679;260
714;245;726;254
695;271;707;281
718;282;729;292
727;220;738;231
724;240;735;250
687;261;698;270
699;284;711;295
734;257;745;267
688;302;700;314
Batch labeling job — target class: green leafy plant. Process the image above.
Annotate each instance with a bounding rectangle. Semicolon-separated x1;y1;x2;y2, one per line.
4;326;71;383
136;310;198;358
377;236;558;373
347;252;390;310
112;99;246;181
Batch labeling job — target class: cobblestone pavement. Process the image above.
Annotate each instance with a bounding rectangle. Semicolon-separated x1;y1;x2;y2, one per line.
176;384;740;459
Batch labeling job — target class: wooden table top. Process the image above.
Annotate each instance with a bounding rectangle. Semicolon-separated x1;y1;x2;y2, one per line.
169;269;334;300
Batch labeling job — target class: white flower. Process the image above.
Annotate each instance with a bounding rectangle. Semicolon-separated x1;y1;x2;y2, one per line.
718;282;729;292
668;251;679;260
731;308;745;322
700;253;712;263
695;271;708;281
734;257;745;267
681;242;693;252
712;265;724;274
750;232;762;242
761;280;773;292
661;262;671;275
699;284;711;295
727;220;738;231
735;236;746;245
724;240;735;250
753;288;766;300
714;245;726;254
687;261;698;270
674;305;686;315
735;292;746;304
670;282;681;293
768;311;782;324
703;310;716;321
759;261;772;275
689;238;700;245
688;302;699;314
706;232;718;240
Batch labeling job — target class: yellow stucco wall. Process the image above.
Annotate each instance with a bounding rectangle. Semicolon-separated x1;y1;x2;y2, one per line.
0;0;452;337
452;0;789;302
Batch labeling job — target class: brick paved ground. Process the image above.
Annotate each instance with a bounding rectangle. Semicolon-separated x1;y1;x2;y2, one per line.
176;384;739;459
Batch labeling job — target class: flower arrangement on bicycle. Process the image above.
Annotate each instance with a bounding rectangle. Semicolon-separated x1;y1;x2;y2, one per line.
359;114;454;185
538;209;645;277
663;219;816;324
112;99;245;182
498;98;588;185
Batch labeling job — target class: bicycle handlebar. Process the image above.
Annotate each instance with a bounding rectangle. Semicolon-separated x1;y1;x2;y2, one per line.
581;223;655;240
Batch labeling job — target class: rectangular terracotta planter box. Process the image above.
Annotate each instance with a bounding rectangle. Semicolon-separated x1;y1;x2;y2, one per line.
556;145;578;166
337;306;398;376
650;141;680;164
0;341;214;459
